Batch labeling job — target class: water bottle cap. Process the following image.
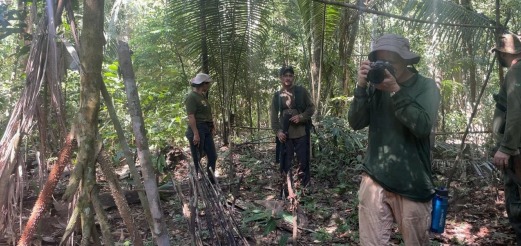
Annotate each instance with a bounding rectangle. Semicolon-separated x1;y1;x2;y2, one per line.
435;188;449;196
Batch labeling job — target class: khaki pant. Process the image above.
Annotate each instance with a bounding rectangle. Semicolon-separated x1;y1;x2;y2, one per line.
358;174;431;246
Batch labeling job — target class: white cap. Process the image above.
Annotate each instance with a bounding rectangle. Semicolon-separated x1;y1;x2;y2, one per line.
190;73;212;85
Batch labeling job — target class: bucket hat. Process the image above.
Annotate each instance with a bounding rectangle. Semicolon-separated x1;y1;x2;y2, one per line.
368;34;420;65
191;73;212;85
490;33;521;55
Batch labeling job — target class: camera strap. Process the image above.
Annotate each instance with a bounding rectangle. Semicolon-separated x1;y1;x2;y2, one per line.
277;86;299;117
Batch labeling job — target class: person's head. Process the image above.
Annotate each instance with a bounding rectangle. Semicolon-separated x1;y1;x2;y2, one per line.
368;34;420;82
490;33;521;68
279;66;295;88
190;73;212;91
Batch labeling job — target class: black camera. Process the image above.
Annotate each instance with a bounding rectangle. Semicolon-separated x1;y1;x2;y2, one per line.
367;60;395;84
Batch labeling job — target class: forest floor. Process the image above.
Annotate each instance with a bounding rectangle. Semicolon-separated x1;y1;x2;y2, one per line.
5;142;519;245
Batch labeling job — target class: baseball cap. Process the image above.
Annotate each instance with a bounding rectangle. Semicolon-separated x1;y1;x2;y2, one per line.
190;73;212;85
490;33;521;54
279;66;294;76
368;34;421;65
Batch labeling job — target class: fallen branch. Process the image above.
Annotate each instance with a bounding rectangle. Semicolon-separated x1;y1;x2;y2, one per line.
170;175;197;245
285;173;298;242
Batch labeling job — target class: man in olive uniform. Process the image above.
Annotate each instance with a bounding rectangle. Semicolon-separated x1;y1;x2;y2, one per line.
490;33;521;244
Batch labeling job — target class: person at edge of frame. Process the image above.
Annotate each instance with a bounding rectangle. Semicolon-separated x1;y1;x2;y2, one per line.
184;73;217;184
490;33;521;245
270;65;315;198
348;33;441;246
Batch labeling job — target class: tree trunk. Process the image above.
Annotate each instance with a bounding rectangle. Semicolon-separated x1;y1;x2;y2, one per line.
44;0;67;137
460;0;477;104
100;80;155;234
300;1;325;118
495;0;504;87
118;40;171;246
97;147;144;246
76;0;104;244
340;2;361;96
309;3;324;116
199;0;209;73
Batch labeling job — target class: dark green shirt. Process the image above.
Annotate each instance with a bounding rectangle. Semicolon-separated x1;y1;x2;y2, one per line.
348;73;440;202
184;91;213;123
493;61;521;155
270;85;315;139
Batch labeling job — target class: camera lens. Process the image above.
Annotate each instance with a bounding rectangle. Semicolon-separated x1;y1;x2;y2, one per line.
367;61;394;84
367;67;386;84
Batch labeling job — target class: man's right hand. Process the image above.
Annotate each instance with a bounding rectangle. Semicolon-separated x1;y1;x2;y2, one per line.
357;60;371;88
494;150;510;169
193;133;200;146
373;69;400;93
277;131;286;143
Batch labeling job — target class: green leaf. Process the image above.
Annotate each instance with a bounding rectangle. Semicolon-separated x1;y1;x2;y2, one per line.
104;72;118;78
278;234;289;246
108;64;119;71
243;211;270;223
281;212;294;224
264;217;277;235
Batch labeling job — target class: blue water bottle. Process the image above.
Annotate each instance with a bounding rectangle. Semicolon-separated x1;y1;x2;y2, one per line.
430;187;449;233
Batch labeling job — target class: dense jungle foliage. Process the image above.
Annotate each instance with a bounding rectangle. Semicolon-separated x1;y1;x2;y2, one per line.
2;0;521;245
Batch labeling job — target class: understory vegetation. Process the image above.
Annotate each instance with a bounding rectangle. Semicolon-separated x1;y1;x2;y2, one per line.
1;0;521;245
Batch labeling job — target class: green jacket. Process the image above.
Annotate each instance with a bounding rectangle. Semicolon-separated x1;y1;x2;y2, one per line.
348;73;440;202
493;61;521;155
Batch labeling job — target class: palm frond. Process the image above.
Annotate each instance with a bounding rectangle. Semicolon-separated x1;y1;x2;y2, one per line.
402;0;496;52
315;0;504;55
166;0;271;142
167;0;270;73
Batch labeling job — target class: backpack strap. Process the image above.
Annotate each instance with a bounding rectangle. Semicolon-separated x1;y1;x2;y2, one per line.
276;90;283;119
294;85;303;113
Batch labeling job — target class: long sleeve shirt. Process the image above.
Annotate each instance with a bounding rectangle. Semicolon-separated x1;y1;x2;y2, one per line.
348;73;440;202
270;85;315;139
493;61;521;155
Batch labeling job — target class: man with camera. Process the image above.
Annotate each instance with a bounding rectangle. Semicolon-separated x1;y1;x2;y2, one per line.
348;34;440;245
270;66;315;197
490;33;521;244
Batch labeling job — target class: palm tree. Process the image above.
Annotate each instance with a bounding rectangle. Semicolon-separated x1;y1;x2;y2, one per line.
167;0;271;145
0;10;67;238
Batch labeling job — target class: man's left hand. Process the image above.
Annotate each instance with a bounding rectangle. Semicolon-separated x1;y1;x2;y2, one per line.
290;114;302;124
374;69;400;93
494;150;510;169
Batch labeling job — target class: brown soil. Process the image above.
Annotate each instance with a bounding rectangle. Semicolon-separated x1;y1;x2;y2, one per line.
4;145;518;245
